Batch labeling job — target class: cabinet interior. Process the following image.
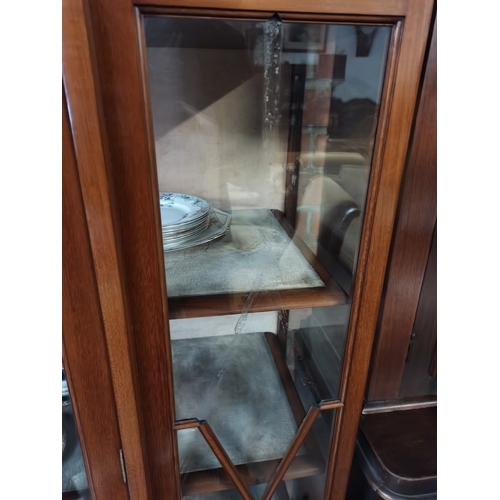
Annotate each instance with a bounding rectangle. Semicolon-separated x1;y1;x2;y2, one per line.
138;12;390;497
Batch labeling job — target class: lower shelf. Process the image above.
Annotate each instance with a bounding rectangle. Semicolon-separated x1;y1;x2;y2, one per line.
172;332;325;496
62;404;89;498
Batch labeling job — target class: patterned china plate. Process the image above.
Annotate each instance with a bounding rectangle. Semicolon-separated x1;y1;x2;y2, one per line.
159;192;211;227
162;214;209;236
163;209;231;252
162;219;210;242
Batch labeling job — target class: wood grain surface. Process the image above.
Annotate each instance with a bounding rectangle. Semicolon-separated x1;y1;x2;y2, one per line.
399;225;437;398
66;1;436;499
83;0;183;497
168;286;346;320
133;0;408;16
359;407;437;490
367;16;437;401
63;0;151;497
63;88;128;500
325;3;435;497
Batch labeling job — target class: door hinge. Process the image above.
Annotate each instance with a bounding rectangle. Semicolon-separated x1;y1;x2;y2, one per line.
119;448;127;484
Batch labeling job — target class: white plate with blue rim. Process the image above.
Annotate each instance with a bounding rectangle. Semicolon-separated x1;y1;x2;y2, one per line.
163;208;231;252
159;192;211;228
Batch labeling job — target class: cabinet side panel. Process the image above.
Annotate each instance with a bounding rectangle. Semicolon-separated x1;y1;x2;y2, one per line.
398;225;437;398
367;15;437;401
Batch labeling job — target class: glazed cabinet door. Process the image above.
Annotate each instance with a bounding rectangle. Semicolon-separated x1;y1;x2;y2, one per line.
63;0;434;499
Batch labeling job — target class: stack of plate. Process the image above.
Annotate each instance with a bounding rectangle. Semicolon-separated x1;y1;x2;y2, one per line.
160;192;212;246
159;192;232;251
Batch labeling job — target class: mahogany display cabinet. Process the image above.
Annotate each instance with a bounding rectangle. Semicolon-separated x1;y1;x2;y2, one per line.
62;0;435;498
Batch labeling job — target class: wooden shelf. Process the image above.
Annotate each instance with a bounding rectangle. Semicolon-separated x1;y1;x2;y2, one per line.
165;209;346;319
172;332;325;496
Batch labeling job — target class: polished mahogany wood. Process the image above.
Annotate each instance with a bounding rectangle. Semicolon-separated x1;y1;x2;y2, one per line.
279;13;401;23
67;1;435;499
169;285;345;320
367;16;437;401
62;0;151;497
139;5;272;18
63;89;128;500
399;224;437;398
325;3;434;497
359;407;437;494
133;0;408;16
323;17;404;500
79;0;183;497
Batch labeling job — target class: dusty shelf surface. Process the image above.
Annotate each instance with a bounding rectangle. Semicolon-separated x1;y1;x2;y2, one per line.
172;332;305;473
62;404;88;494
164;209;325;298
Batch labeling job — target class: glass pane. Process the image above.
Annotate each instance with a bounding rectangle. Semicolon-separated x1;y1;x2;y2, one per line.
181;485;280;500
143;15;390;497
62;367;89;499
287;305;350;401
279;408;337;500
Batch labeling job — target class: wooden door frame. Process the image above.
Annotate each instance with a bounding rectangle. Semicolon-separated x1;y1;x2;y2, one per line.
63;87;130;500
63;0;434;499
63;0;150;498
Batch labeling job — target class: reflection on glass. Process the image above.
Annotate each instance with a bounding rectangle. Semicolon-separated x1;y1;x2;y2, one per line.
62;367;89;498
287;305;351;402
143;15;390;498
181;484;281;500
